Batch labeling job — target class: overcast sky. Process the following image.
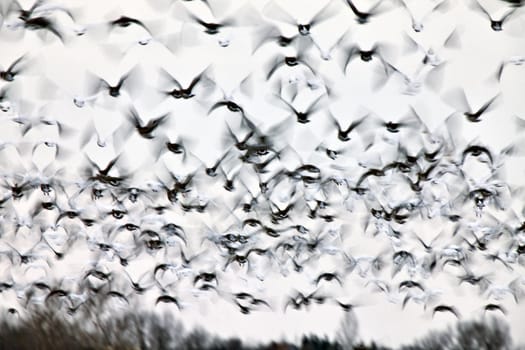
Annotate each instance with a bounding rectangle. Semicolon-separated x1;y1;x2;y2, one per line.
1;0;525;348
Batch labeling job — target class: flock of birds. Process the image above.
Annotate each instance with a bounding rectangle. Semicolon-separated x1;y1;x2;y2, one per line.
0;0;525;333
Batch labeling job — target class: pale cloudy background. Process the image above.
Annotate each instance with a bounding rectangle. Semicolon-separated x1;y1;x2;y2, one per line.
1;0;525;347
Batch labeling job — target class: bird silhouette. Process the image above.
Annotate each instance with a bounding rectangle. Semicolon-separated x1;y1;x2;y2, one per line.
88;67;140;98
109;15;153;40
469;0;520;31
155;295;181;309
273;94;326;124
432;305;460;318
328;113;366;142
483;303;507;315
159;66;211;100
266;52;316;80
124;105;170;139
262;0;338;36
344;0;391;24
397;0;450;32
315;272;343;286
0;54;28;82
445;88;500;123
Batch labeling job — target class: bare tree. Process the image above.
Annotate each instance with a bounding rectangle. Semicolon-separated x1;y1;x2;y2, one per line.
336;310;360;349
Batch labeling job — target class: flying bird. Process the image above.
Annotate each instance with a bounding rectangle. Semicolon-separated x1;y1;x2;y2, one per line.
432;305;461;318
469;0;521;31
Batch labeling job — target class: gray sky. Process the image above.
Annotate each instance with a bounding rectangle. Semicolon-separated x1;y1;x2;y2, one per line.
1;0;525;348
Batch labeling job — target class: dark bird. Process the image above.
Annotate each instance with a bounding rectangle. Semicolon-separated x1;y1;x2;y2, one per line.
199;150;231;178
117;186;148;204
8;0;44;21
123;270;154;294
262;0;338;36
458;273;491;293
247;247;271;258
399;280;425;292
125;105;169;139
463;230;489;251
20;15;63;40
180;248;204;268
445;88;500;122
485;253;514;271
84;268;111;281
45;289;69;304
110;16;145;28
159;66;211;100
9;0;74;23
381;160;414;174
236;301;251;314
54;207;80;223
328;113;366;142
66;300;86;316
469;0;520;31
0;54;28;82
234;292;259;302
392;250;416;276
414;232;442;253
224;254;249;270
266;52;316;80
273;94;326;124
109;15;153;38
0;279;14;293
1;180;34;200
223;123;254;151
155;295;181;308
161;223;187;245
84;155;127;187
483;303;507;315
432;305;461;318
371;113;420;133
460;145;493;168
242;218;263;229
284;290;327;311
339;42;392;77
153;263;178;281
106;290;130;305
296;163;322;175
231;291;271;313
208;99;245;116
5;241;42;265
208;75;254;117
193;272;217;285
315;272;343;286
315;142;348;160
0;85;18;112
251;297;271;308
218;167;240;193
355;168;386;187
183;11;230;35
176;1;260;45
494;56;525;82
160;171;196;202
397;0;451;32
165;139;186;155
499;0;524;6
235;299;270;314
40;236;68;260
344;0;391;24
7;308;18;316
251;25;299;53
88;67;140;98
332;300;355;312
270;202;294;223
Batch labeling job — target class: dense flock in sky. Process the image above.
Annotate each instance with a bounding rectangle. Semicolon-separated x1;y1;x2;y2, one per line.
0;0;525;346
